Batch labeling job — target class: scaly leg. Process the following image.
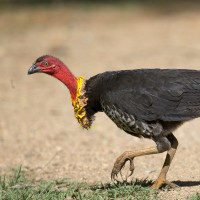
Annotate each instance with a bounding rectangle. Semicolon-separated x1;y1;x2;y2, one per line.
111;133;178;189
151;134;178;189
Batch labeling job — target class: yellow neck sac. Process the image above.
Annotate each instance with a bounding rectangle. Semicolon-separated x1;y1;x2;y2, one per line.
71;76;90;129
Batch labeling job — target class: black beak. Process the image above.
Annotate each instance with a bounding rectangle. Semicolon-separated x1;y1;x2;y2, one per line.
28;65;41;75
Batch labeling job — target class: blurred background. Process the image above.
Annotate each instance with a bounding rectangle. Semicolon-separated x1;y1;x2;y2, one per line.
0;0;200;198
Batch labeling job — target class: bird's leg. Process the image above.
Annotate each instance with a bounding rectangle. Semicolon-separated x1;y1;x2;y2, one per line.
111;146;159;182
151;133;178;189
111;133;178;189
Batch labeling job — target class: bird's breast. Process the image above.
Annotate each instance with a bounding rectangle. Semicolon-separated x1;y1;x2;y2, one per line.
101;101;153;138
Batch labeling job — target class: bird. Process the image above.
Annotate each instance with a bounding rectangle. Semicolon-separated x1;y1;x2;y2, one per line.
28;55;200;189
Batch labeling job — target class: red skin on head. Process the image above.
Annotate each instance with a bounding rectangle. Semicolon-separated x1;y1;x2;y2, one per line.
36;56;78;101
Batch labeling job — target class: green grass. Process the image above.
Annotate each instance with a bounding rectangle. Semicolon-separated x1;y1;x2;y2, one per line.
0;166;158;200
188;193;200;200
0;166;199;200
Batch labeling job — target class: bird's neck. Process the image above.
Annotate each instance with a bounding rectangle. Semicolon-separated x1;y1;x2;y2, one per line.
53;66;77;101
52;65;90;129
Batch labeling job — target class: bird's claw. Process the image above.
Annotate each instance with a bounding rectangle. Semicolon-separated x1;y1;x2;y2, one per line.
111;152;135;183
151;177;179;189
127;158;134;177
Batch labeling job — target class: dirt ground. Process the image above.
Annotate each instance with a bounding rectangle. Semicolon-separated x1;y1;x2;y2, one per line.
0;3;200;199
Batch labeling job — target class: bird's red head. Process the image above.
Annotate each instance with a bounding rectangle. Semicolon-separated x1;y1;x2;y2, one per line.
28;55;66;75
28;55;78;100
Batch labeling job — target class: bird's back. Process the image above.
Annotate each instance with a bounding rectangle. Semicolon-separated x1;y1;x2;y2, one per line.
85;69;200;136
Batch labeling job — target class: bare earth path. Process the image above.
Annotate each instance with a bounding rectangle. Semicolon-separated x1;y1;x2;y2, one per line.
0;4;199;199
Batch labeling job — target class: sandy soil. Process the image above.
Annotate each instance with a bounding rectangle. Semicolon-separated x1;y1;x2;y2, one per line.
0;4;199;199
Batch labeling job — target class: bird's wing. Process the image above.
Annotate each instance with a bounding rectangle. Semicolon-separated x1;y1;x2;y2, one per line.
100;70;200;121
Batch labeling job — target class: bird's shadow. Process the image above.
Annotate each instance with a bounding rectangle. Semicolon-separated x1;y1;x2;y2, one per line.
91;179;200;191
90;178;154;191
173;180;200;187
89;179;200;192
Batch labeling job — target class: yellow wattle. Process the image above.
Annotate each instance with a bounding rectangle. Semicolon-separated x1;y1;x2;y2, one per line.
71;76;90;129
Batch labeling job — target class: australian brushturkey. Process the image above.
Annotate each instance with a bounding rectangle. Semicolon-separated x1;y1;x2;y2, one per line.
28;55;200;189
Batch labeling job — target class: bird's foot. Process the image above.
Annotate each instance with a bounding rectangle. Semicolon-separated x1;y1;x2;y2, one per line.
151;177;179;189
111;151;135;182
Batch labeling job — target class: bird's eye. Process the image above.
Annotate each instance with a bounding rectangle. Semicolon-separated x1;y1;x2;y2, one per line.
43;61;49;66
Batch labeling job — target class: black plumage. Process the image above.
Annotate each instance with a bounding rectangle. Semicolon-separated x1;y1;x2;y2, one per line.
85;69;200;138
